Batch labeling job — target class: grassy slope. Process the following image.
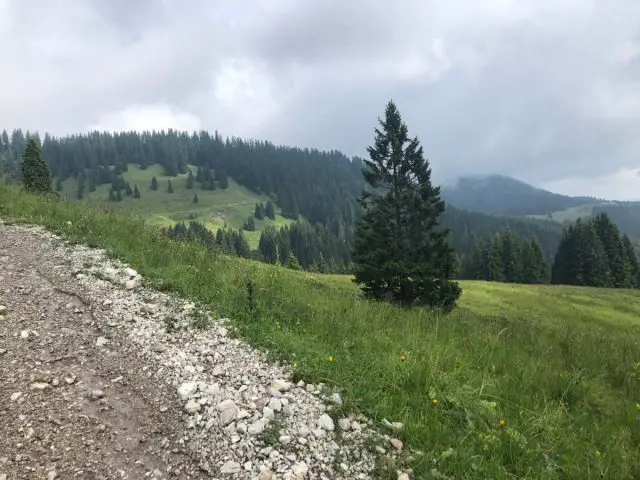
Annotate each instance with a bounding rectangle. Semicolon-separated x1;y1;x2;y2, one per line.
527;203;597;223
1;186;639;479
59;164;293;248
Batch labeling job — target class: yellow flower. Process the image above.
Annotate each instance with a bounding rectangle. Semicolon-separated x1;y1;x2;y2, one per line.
499;419;507;427
635;402;640;411
400;354;408;361
293;362;298;368
328;355;335;363
431;398;438;406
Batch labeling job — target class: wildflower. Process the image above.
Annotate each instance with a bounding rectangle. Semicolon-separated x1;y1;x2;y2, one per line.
431;398;438;406
499;419;507;427
328;355;335;363
293;362;298;368
635;402;640;411
400;354;408;361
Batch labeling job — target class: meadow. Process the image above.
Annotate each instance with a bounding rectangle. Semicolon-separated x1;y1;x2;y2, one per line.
58;164;294;248
1;185;639;479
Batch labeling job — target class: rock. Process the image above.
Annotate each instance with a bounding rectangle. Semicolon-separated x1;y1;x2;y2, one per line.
0;349;6;356
312;428;327;439
305;384;315;393
330;392;343;405
212;365;225;376
125;279;137;290
20;330;29;339
0;305;6;314
397;474;410;480
270;379;291;392
317;413;335;431
259;471;274;480
89;389;104;400
338;418;351;431
177;382;198;400
390;438;403;451
217;399;239;426
184;399;201;414
297;426;310;437
262;406;275;420
279;435;292;444
220;461;242;475
243;461;252;471
152;343;166;353
248;420;265;435
96;336;109;347
47;471;58;480
292;461;309;479
268;397;282;412
125;267;138;278
10;392;22;401
391;422;404;430
30;382;49;390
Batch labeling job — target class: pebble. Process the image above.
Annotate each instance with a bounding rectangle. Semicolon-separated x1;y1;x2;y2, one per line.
89;389;105;400
0;305;6;314
317;414;335;431
96;336;109;347
184;399;201;414
390;438;403;451
220;461;241;474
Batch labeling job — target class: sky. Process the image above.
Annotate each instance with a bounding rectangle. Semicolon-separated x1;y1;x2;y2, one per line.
1;0;640;200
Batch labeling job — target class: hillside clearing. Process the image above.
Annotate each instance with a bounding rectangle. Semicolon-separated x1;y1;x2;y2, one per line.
58;164;294;248
1;186;639;479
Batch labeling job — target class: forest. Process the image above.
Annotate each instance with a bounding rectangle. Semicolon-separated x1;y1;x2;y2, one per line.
2;127;638;289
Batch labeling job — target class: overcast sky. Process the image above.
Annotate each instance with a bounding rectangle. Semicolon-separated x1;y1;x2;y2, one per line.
2;0;640;199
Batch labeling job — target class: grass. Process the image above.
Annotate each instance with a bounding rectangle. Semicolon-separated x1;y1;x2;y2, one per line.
1;185;639;479
527;203;597;223
58;164;294;248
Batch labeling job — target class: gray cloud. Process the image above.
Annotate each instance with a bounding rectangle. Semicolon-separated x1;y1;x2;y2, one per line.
1;0;640;198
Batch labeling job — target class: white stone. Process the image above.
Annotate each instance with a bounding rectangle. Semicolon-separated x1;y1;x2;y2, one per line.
297;426;310;437
262;406;275;421
292;461;309;479
125;279;137;290
10;392;22;401
184;399;201;414
248;420;265;435
317;413;335;431
330;392;343;405
20;330;29;339
397;474;410;480
217;399;239;426
0;305;7;314
212;365;225;376
267;397;282;412
220;461;242;475
30;382;49;390
96;336;109;347
338;418;351;431
312;428;327;439
177;382;198;401
125;268;138;278
279;435;292;444
390;438;403;450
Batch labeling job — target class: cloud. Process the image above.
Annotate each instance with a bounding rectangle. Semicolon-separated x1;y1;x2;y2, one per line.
1;0;640;199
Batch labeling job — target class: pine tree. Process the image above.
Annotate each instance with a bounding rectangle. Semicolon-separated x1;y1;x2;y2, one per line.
167;180;174;193
500;228;521;282
88;171;97;192
216;168;229;189
108;189;116;202
76;183;85;200
528;236;549;283
259;226;279;264
55;178;63;192
21;138;52;194
592;212;626;287
351;100;461;309
192;193;199;204
255;202;266;220
150;176;158;191
125;182;133;196
243;216;256;231
265;200;276;220
186;169;194;189
115;189;123;202
285;251;301;270
133;184;141;199
621;234;639;288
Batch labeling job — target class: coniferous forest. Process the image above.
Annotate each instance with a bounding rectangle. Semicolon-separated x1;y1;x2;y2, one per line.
1;125;639;290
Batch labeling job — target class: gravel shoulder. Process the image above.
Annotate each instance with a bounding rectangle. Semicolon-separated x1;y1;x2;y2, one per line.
0;222;409;480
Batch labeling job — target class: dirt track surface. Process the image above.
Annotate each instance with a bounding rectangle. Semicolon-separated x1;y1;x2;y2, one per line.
0;225;203;479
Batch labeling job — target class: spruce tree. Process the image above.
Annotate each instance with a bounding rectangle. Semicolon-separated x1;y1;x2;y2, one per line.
351;100;461;309
115;189;123;202
285;251;301;270
186;169;194;189
528;236;549;283
621;235;639;288
125;182;133;196
167;180;174;193
265;200;276;220
255;202;266;220
216;168;229;189
108;189;116;202
133;184;141;199
592;212;626;287
259;226;279;264
243;216;256;231
192;193;199;204
21;138;52;194
55;178;63;192
150;176;158;191
500;228;521;282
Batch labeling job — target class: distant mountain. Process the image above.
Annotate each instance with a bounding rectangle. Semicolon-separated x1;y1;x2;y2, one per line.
441;174;599;216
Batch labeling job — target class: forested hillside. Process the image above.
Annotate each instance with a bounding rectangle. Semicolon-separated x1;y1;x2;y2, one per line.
0;128;564;273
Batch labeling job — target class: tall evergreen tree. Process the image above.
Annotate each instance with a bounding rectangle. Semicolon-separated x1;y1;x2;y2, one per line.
265;200;276;220
167;179;174;193
108;189;116;202
592;212;626;286
115;189;123;202
192;193;199;204
133;184;141;199
150;176;158;190
186;169;194;189
21;138;52;194
621;234;639;288
255;202;266;220
243;216;256;231
216;168;229;189
125;182;133;196
259;226;279;264
351;100;461;309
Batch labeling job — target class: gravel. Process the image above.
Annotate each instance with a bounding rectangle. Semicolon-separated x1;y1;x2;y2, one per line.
0;221;413;479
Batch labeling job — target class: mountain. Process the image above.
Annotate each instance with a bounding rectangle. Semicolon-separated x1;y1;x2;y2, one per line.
441;174;599;216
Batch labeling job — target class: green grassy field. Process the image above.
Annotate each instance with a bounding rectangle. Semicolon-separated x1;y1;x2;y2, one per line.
1;185;639;479
527;203;597;223
58;164;294;248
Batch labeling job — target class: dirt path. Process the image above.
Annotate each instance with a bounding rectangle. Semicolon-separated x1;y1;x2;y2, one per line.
0;221;404;480
0;226;203;479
